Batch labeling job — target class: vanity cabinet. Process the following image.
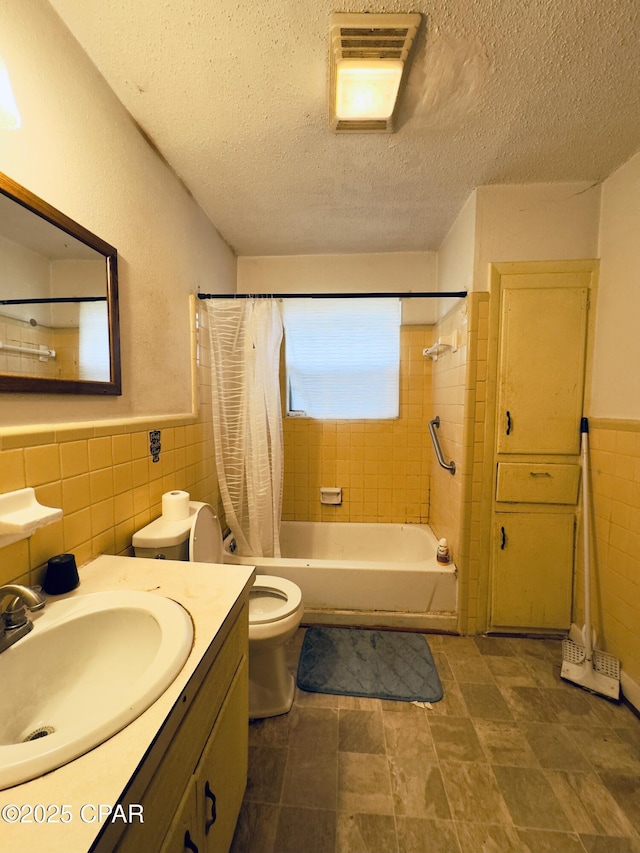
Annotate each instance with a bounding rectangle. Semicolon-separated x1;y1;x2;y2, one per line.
488;262;595;631
109;604;248;853
161;657;248;853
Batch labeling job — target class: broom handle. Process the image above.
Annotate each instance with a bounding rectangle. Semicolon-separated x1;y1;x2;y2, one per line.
581;417;593;661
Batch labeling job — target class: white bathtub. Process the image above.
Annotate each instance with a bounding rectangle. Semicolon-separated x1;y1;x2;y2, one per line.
223;521;457;631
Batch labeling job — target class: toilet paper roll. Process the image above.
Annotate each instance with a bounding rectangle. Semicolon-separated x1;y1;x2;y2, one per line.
162;490;190;521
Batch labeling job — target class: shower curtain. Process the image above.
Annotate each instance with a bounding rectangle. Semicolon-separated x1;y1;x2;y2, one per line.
206;298;283;557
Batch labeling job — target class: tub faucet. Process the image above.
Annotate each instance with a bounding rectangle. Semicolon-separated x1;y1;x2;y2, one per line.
0;584;46;653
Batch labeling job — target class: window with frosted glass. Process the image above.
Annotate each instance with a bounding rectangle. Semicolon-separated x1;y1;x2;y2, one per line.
282;297;400;419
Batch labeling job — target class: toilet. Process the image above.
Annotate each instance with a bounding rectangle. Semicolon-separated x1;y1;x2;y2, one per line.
132;501;303;719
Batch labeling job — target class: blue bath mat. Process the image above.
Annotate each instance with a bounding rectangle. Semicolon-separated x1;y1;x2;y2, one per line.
297;627;443;703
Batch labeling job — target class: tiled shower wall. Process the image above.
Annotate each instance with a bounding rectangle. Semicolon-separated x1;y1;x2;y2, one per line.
428;304;467;556
282;326;434;524
280;300;489;636
0;303;220;589
585;422;640;691
0;317;81;381
430;293;490;635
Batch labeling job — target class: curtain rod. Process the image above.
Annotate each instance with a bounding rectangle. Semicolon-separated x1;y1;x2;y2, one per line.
0;296;107;305
197;291;467;300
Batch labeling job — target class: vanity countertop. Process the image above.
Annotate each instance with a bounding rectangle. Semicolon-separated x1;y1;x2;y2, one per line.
0;554;254;853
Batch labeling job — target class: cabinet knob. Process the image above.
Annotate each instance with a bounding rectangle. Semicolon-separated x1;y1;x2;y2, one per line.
505;411;512;436
500;526;507;550
184;830;199;853
204;780;217;835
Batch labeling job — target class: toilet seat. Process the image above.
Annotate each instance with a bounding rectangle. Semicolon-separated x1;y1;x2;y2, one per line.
249;576;302;625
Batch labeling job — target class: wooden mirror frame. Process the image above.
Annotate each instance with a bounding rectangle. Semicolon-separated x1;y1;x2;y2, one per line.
0;172;121;395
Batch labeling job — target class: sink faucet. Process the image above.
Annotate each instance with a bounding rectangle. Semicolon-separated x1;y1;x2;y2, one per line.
0;584;46;653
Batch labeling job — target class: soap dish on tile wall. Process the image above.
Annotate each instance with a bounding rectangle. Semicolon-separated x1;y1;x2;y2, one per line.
320;487;342;505
0;487;63;548
423;331;459;361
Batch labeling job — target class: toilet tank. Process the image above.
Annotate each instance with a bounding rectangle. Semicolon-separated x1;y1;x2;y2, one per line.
132;502;223;563
132;513;192;561
134;540;189;561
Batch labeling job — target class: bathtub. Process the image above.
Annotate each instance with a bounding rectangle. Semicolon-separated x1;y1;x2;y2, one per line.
223;521;457;631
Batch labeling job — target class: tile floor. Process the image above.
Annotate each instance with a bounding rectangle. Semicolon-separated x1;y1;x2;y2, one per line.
231;629;640;853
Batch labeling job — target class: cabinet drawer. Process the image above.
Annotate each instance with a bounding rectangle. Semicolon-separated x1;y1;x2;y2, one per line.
496;463;579;504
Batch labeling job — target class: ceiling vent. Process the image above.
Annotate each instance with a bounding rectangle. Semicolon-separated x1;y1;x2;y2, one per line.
329;13;422;133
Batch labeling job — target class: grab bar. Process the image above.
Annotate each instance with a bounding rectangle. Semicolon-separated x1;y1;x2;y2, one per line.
0;341;56;359
428;416;456;475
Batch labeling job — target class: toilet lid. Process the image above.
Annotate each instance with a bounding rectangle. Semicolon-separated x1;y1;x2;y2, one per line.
249;575;303;624
189;503;223;563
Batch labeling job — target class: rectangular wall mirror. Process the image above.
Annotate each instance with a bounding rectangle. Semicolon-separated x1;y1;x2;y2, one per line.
0;171;121;395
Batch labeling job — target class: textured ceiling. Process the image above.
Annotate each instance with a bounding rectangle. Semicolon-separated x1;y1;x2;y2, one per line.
49;0;640;257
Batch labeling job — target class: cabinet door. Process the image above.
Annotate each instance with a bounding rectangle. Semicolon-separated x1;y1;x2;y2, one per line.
159;658;248;853
197;656;249;853
159;784;198;853
497;284;588;455
491;512;574;629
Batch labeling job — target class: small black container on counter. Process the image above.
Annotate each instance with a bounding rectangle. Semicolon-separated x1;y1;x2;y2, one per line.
43;553;79;595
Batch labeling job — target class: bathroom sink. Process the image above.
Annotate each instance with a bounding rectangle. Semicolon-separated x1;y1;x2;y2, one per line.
0;590;193;790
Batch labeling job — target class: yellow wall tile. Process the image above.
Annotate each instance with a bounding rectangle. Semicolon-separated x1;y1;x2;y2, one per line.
114;492;134;526
24;444;61;486
88;436;113;470
62;474;92;514
0;449;26;492
112;433;132;465
90;468;114;503
131;431;148;460
0;540;29;586
29;521;64;571
113;462;133;496
91;498;115;537
63;508;92;552
59;440;89;479
586;423;640;689
92;529;115;558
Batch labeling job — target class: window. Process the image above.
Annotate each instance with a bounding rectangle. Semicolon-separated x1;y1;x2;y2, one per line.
282;297;400;419
79;300;110;381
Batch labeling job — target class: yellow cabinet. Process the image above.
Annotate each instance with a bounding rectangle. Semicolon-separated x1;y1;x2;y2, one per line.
113;605;249;853
491;511;575;629
497;281;588;455
488;261;596;632
496;462;580;504
161;657;248;853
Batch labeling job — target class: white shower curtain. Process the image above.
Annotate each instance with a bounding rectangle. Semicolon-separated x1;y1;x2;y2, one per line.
206;298;283;558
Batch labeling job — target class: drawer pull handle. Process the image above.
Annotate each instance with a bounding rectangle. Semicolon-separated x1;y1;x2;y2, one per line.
205;781;217;834
506;411;512;436
530;471;551;477
500;526;507;550
184;830;199;853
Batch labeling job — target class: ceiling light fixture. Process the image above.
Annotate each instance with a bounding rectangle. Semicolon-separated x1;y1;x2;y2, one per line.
329;12;421;133
0;52;21;130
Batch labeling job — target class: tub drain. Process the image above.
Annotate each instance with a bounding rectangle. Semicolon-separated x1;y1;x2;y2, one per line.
24;725;55;742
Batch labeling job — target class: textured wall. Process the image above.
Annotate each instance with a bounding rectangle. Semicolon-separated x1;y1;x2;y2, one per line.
0;0;235;427
591;151;640;419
